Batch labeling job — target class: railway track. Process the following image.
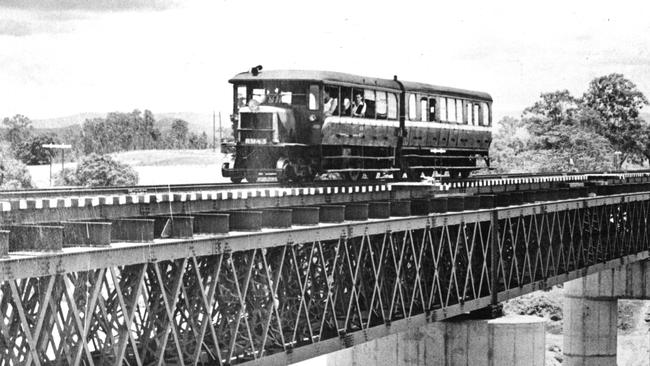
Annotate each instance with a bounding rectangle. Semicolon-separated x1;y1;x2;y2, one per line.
1;169;649;203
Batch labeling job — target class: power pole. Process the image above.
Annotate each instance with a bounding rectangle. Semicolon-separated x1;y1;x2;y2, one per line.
212;111;216;152
218;112;222;146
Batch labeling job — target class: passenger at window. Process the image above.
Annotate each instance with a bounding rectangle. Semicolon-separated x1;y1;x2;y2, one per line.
323;89;338;116
342;98;351;116
352;94;366;117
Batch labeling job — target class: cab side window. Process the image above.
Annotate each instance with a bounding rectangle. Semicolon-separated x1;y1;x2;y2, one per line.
236;85;247;111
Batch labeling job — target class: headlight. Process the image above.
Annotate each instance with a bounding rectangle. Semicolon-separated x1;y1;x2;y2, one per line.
309;114;317;122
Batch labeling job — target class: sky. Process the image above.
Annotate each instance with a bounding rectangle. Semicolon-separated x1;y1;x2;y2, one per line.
1;0;649;121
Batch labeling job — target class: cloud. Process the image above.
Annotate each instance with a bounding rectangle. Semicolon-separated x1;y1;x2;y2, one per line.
0;18;31;37
0;0;179;12
0;17;73;36
0;0;180;36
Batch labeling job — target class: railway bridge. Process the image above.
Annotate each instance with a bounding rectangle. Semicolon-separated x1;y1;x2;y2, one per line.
1;173;650;365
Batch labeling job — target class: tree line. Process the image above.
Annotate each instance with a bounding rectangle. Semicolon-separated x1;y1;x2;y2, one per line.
490;73;649;173
1;109;210;165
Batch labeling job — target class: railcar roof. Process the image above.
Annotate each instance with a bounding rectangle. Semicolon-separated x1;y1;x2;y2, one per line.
229;69;492;101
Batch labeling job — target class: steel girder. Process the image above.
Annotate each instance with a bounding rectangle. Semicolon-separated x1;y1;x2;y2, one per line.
1;193;650;365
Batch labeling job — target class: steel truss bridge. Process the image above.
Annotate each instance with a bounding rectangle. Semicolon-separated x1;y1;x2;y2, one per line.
1;187;650;365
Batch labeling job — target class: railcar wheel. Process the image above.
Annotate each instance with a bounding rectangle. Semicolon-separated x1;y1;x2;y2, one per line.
406;170;422;181
230;177;243;184
460;170;471;179
245;173;258;183
344;170;362;182
277;159;296;184
449;170;461;179
344;160;362;182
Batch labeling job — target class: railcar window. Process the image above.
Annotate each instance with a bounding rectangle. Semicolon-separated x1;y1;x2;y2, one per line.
364;89;376;118
376;91;387;119
279;91;292;104
420;98;428;122
309;84;319;110
250;86;299;105
449;98;456;122
429;98;437;121
473;104;479;125
236;85;247;111
388;93;397;119
341;87;353;116
481;102;491;126
440;97;447;122
252;88;266;103
408;94;417;120
448;98;457;122
457;99;464;123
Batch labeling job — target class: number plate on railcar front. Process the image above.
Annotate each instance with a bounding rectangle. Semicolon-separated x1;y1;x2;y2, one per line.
244;138;267;144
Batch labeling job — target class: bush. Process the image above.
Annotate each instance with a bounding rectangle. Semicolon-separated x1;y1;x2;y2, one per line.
56;154;138;187
0;143;33;189
503;286;563;334
618;299;646;334
15;134;58;165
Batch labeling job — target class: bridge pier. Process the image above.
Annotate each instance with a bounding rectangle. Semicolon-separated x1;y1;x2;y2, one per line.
563;274;618;366
306;315;546;366
563;262;650;366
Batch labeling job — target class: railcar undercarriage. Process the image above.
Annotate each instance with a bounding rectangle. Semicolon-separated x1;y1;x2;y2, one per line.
222;144;488;183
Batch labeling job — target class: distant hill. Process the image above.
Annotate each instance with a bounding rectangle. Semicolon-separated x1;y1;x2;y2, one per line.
32;113;104;129
30;111;227;135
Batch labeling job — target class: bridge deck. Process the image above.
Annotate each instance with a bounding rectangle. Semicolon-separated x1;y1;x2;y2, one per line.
1;192;649;365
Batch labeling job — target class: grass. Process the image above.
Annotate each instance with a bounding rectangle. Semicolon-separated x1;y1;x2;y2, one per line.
110;149;228;166
28;149;232;187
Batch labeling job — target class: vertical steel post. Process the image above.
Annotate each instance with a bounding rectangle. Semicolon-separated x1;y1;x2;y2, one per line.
490;209;499;306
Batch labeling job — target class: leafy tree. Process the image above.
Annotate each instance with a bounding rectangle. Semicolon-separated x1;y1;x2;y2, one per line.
2;114;33;152
189;132;209;149
15;134;58;165
57;153;138;187
168;119;190;148
0;143;33;188
523;90;580;126
582;73;650;166
143;109;159;149
498;88;619;173
489;116;529;173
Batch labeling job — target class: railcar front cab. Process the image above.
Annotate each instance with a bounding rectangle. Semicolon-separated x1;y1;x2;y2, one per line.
221;71;325;183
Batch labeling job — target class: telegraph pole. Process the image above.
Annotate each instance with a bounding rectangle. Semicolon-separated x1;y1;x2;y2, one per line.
212;111;216;152
218;112;222;146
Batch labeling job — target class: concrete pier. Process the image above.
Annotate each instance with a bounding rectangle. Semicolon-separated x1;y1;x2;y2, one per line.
296;315;546;366
563;272;619;366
